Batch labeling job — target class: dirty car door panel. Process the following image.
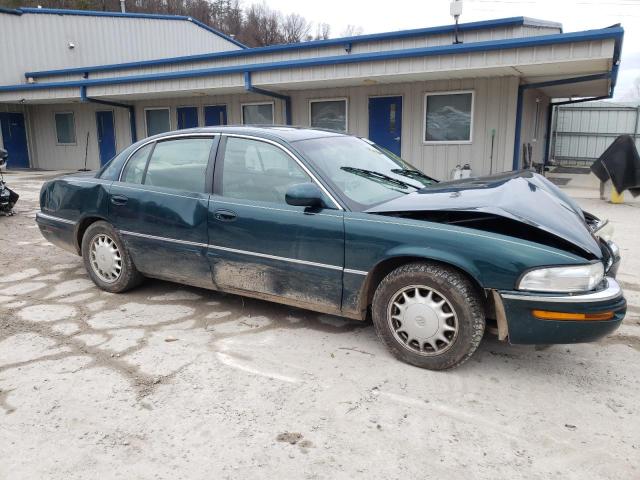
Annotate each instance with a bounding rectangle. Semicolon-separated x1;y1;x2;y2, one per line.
208;136;344;312
110;136;217;288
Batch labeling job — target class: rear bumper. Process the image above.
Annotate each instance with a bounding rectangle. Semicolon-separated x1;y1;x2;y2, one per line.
499;277;626;344
35;211;78;254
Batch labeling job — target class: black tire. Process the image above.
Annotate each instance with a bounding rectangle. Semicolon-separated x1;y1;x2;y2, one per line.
372;262;485;370
81;220;143;293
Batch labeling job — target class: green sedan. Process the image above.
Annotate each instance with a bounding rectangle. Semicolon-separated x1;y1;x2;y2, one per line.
36;127;625;370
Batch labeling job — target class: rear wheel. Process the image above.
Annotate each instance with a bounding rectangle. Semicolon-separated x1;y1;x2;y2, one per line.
81;221;143;293
372;262;485;370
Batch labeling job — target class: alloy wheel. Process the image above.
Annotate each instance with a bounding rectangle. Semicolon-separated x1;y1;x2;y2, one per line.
387;285;459;356
89;233;122;283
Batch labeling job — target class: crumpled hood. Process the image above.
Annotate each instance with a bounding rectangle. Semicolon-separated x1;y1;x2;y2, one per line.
366;170;602;257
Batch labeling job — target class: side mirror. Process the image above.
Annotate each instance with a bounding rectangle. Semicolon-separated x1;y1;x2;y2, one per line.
0;148;7;160
285;182;326;209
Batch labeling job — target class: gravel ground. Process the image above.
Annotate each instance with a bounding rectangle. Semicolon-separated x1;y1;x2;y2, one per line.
1;169;639;480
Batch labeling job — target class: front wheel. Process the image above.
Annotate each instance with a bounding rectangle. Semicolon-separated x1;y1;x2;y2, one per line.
372;262;485;370
81;220;143;293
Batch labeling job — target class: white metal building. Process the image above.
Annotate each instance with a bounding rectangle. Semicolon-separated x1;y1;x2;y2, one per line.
0;7;624;179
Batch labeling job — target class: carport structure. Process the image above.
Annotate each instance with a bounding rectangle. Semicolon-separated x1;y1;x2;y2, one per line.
0;8;623;178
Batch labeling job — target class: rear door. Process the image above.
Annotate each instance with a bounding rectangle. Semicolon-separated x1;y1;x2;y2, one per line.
109;135;218;288
96;110;116;166
177;107;199;129
0;112;29;168
368;96;402;156
207;135;344;311
204;105;228;126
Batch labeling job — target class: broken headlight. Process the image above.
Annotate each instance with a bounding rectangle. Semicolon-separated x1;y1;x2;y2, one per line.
518;263;605;293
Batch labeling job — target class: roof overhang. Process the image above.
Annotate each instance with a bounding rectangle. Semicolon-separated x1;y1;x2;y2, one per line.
21;16;553;80
0;25;623;104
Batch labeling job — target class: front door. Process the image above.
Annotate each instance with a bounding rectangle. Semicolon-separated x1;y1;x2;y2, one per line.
204;105;228;126
177;106;199;129
0;112;29;168
96;111;116;166
368;96;402;156
109;135;218;288
208;135;344;311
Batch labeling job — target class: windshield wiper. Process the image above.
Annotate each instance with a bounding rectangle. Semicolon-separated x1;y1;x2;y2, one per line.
340;167;416;191
391;168;438;185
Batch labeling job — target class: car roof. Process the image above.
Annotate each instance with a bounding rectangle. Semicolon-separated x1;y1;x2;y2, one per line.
150;125;348;143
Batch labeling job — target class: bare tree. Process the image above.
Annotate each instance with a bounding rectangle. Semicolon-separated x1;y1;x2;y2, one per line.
340;24;363;37
1;0;318;47
314;22;331;40
282;13;311;43
244;2;285;46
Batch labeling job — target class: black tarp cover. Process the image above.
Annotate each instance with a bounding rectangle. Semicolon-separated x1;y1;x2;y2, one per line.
590;134;640;197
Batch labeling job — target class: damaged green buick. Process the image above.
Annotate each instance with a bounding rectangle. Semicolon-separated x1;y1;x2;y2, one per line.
36;127;626;370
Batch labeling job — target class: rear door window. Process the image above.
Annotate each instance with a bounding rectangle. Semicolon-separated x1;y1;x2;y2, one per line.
143;138;214;193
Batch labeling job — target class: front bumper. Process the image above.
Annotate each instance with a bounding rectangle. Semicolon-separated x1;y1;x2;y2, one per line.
499;277;626;344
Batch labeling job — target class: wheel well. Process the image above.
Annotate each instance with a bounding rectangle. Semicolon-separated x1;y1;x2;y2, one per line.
75;216;104;254
360;256;486;316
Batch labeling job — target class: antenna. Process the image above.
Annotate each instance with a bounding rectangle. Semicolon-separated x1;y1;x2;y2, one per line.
450;0;463;44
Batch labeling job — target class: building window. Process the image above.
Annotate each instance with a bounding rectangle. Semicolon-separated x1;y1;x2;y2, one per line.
54;112;76;144
241;103;274;125
145;108;171;137
424;91;474;143
309;98;348;132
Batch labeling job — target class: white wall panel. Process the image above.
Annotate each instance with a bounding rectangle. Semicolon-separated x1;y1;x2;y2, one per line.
27;77;519;177
26;102;131;170
0;12;240;85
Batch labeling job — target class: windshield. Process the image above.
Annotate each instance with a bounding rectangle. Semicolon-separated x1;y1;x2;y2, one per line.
293;136;435;210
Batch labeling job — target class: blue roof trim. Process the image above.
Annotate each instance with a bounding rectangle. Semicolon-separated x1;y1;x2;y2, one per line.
25;16;533;79
2;26;622;94
14;7;247;49
0;7;22;15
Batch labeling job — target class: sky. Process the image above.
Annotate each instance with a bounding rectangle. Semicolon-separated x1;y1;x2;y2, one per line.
265;0;640;100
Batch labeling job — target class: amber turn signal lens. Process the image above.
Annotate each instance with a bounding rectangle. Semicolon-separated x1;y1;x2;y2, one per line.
532;310;615;321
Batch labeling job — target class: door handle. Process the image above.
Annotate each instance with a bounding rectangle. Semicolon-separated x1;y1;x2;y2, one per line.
394;137;401;141
213;209;237;222
110;195;128;206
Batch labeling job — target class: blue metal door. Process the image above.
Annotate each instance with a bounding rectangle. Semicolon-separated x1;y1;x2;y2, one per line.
204;105;227;126
177;106;199;129
96;111;116;166
368;96;402;156
0;112;29;168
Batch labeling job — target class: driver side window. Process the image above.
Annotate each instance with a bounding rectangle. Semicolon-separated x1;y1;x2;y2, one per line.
219;137;311;204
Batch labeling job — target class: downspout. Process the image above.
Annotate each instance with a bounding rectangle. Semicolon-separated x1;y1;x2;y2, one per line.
243;72;292;125
512;73;612;170
80;84;137;143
